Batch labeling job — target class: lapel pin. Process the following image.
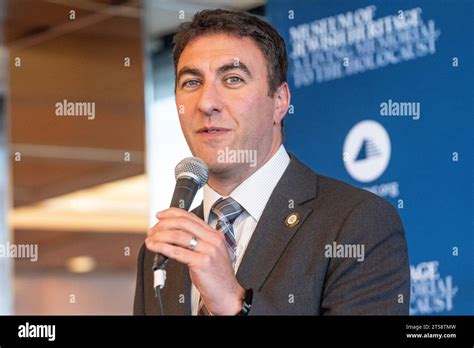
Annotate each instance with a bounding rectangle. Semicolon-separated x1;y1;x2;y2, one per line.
285;212;300;228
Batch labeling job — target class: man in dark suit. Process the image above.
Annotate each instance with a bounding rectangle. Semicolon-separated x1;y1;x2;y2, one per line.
134;9;410;315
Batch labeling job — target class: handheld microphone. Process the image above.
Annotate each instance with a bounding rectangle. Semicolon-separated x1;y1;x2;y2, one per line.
152;157;209;293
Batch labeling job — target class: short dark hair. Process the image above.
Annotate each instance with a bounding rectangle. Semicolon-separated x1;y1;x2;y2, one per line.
172;9;288;97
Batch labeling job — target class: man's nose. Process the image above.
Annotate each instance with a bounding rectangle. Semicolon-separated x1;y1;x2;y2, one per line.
197;81;222;117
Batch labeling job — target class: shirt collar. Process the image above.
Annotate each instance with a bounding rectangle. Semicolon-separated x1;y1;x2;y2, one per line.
203;144;290;223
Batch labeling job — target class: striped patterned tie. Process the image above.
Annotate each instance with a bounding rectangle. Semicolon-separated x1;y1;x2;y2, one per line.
198;196;244;315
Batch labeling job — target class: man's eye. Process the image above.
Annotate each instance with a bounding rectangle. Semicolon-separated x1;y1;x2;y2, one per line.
225;76;243;85
182;80;200;88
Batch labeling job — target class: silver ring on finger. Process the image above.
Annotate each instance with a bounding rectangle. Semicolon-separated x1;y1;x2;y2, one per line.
188;236;198;251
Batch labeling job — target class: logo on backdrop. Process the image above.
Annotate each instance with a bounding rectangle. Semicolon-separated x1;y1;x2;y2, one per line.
343;120;399;198
343;120;391;183
410;260;458;315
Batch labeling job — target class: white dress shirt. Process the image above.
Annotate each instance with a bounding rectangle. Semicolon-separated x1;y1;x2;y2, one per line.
191;144;290;315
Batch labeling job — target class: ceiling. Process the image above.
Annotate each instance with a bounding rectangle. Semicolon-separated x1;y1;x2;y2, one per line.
6;0;145;207
3;0;147;274
10;174;149;233
144;0;266;38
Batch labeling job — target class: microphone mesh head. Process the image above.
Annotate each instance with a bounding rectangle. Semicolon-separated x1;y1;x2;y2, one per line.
174;157;209;189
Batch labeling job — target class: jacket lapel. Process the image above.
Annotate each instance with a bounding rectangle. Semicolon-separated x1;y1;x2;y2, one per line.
178;203;204;314
163;204;204;315
236;156;318;291
160;259;191;315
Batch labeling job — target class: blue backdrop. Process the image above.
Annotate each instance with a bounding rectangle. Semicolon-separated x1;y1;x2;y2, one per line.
268;0;473;315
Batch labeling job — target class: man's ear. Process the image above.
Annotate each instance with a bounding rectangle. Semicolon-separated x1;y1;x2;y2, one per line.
273;82;291;126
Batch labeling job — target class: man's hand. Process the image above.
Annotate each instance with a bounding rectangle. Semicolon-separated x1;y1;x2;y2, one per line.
145;207;245;315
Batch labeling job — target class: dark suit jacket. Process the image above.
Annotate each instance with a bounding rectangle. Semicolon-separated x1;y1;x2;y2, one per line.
134;155;410;315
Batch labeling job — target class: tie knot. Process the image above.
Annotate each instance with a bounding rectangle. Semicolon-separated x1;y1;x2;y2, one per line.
211;197;244;225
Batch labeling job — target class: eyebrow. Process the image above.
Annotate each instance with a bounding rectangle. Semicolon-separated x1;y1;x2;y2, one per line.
217;62;253;78
176;61;253;84
176;67;203;83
